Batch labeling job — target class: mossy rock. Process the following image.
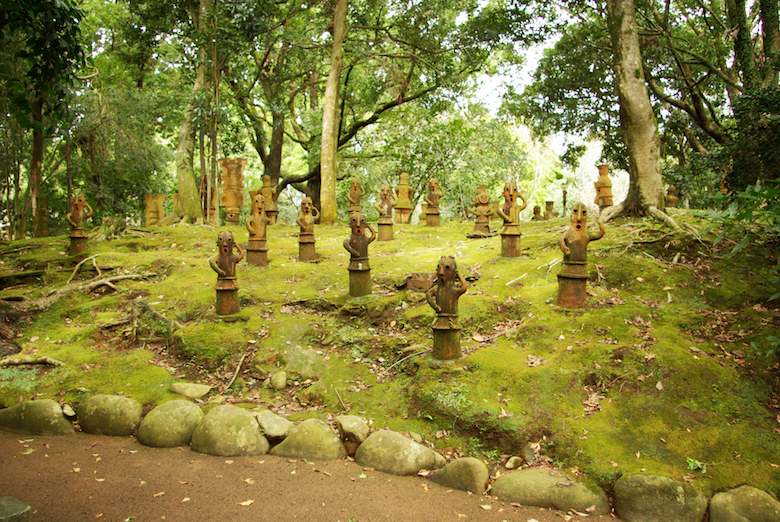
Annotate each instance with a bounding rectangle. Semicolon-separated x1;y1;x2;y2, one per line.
137;400;203;448
710;485;780;522
78;394;142;436
269;418;346;460
355;429;439;476
429;457;489;494
613;474;707;522
0;399;74;435
191;405;269;457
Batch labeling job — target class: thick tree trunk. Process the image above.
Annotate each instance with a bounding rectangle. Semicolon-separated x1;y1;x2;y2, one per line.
30;95;45;238
606;0;663;214
265;109;285;186
319;0;348;224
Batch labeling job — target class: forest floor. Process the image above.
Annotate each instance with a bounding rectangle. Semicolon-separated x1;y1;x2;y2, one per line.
0;209;778;520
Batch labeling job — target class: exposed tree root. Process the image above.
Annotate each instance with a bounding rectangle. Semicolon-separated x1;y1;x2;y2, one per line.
600;202;624;223
0;355;64;367
647;206;682;230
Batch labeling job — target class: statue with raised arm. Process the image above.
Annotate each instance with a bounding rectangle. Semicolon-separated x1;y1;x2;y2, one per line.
426;256;468;360
297;196;319;261
467;187;495;237
260;175;279;224
374;184;397;241
496;182;527;257
424;177;445;227
343;211;376;296
209;230;245;315
556;202;605;308
66;193;93;255
246;192;270;267
346;178;366;213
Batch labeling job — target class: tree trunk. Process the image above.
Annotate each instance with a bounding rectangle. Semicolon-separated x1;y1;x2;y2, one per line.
606;0;663;215
265;109;285;186
319;0;348;224
29;95;45;238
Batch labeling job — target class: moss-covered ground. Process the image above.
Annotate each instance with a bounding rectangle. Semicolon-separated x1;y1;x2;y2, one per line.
0;209;778;498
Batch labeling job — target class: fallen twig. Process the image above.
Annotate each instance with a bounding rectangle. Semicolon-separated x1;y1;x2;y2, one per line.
334;386;349;412
386;349;432;371
505;273;527;286
222;351;249;394
67;254;100;284
0;355;64;367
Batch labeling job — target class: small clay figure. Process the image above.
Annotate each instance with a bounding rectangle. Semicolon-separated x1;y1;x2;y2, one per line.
424;177;445;227
297;196;320;262
426;256;468;360
394;172;414;224
209;230;245;315
260;175;279;224
556;202;605;308
531;205;542;220
144;194;166;227
343;211;376;296
467;189;495;236
543;201;559;220
374;184;397;241
594;164;613;210
66;193;93;255
218;158;247;226
347;178;365;213
665;186;679;208
246;192;270;267
496;182;528;257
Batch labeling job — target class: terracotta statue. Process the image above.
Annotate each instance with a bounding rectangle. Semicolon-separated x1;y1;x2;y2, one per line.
66;193;93;255
424;177;445;227
297;196;319;262
467;188;495;236
246;192;270;267
426;256;468;360
144;195;166;227
209;230;245;315
347;178;365;213
394;172;414;224
665;186;679;208
543;201;559;220
374;184;397;241
594;164;613;211
260;175;279;225
496;182;527;257
557;202;605;308
218;158;247;226
343;211;376;297
531;205;542;220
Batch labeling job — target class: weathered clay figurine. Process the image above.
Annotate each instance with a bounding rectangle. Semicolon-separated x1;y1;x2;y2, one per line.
343;211;376;297
557;202;605;308
144;194;166;227
245;192;270;267
209;230;245;315
665;186;679;208
594;164;613;211
531;205;542;220
394;172;414;224
346;178;365;213
260;175;279;225
467;188;495;236
543;200;559;220
66;193;93;255
374;184;397;241
426;256;468;360
218;158;247;226
496;182;528;257
424;177;445;227
297;196;319;262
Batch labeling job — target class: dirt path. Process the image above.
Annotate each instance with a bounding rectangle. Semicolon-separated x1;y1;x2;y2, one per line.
0;431;616;522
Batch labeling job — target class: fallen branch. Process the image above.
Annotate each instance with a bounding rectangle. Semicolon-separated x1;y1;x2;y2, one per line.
0;355;65;367
334;386;349;412
84;273;155;293
67;254;100;284
386;348;432;371
222;351;249;394
648;206;682;230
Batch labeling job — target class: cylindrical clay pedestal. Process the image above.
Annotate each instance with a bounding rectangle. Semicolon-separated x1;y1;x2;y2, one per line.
348;269;372;297
500;233;520;258
432;329;460;360
216;288;240;315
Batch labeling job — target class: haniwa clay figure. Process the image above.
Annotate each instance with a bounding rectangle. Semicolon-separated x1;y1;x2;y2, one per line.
426;256;468;360
343;211;376;297
467;189;495;236
496;182;527;257
218;158;247;226
209;230;245;315
297;197;320;262
665;186;679;208
594;164;613;211
394;172;414;224
424;177;445;227
531;205;542;220
66;193;93;255
260;175;279;224
374;184;397;241
543;201;559;220
347;178;365;213
557;202;605;308
245;192;270;267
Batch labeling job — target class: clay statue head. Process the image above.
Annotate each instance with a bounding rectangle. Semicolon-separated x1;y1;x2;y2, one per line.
533;205;541;216
436;255;458;284
400;172;410;184
570;202;588;231
73;193;86;212
476;192;490;205
429;177;440;191
350;178;362;193
667;186;677;196
253;192;265;213
217;230;236;256
349;211;367;235
503;182;518;203
262;175;272;188
301;196;313;215
379;184;392;201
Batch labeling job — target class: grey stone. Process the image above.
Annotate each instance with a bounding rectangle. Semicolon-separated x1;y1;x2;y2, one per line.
505;456;523;469
355;429;439;476
78;395;142;436
429;457;489;494
334;415;369;444
270;371;288;390
191;405;269;457
170;382;212;399
710;485;780;522
613;474;707;522
254;410;294;442
433;451;446;470
62;404;75;417
137;400;203;448
0;496;31;522
491;467;610;516
0;400;73;436
269;418;346;460
408;431;423;443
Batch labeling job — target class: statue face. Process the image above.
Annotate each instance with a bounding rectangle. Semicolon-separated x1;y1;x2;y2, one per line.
254;193;264;212
400;172;409;185
349;211;366;234
476;193;490;205
436;255;457;283
73;194;86;211
350;180;361;192
429;177;439;191
380;184;391;200
301;197;312;214
217;230;235;256
571;202;587;230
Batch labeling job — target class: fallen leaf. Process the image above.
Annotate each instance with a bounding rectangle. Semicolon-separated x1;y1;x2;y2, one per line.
636;276;644;282
586;505;596;513
770;463;780;468
611;461;618;467
472;333;486;342
238;500;255;506
656;381;663;391
95;478;105;482
480;505;492;510
95;514;102;519
71;467;80;473
498;407;513;419
225;460;234;464
636;452;641;459
153;492;165;498
359;472;367;479
182;498;190;502
244;478;255;485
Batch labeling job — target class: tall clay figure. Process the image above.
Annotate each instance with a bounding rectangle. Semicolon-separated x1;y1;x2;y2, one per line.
66;193;93;255
496;182;527;257
260;175;279;224
557;202;605;308
245;192;270;267
297;196;320;261
209;230;245;315
346;178;365;213
343;211;376;296
426;256;468;360
394;172;414;224
374;184;397;241
424;177;445;227
467;190;495;236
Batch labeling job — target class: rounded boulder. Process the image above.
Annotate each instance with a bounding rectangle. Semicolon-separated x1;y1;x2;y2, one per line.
137;400;203;448
78;394;142;436
191;405;269;457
